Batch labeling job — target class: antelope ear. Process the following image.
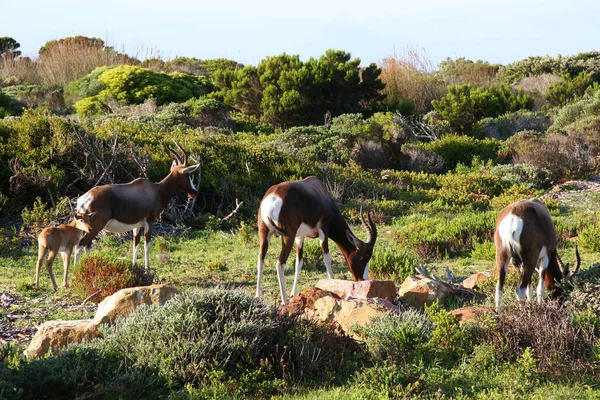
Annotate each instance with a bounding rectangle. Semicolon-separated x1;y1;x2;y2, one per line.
346;230;363;249
181;164;200;174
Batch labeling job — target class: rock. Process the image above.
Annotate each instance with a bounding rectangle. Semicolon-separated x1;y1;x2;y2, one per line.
288;287;401;339
26;284;181;358
25;319;101;359
93;284;180;325
315;279;396;302
462;271;493;290
307;296;391;339
283;287;339;318
450;306;495;323
398;275;454;307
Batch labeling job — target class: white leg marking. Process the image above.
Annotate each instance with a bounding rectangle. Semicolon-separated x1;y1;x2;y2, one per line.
276;261;287;305
132;227;141;265
291;237;304;296
256;236;270;297
319;230;334;279
537;247;549;304
144;241;150;271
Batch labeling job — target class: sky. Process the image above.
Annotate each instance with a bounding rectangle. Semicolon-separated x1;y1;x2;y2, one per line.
4;0;600;68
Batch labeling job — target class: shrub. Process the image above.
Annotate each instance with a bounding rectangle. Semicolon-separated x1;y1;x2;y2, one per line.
431;83;534;134
420;134;501;171
357;309;433;362
72;65;214;116
439;57;500;86
71;254;153;302
370;246;421;283
399;143;444;173
580;221;600;252
501;129;599;180
489;163;554;190
0;87;19;118
99;288;364;395
550;90;600;131
486;302;598;372
0;345;163;399
473;110;551;140
470;240;496;261
545;71;594;108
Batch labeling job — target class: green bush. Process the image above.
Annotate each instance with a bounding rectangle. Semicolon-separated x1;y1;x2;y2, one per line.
0;88;19;118
71;254;152;302
99;288;363;395
357;309;432;363
550;90;600;131
431;83;534;134
496;51;600;84
473;110;551;140
370;246;421;283
72;65;214;116
0;345;162;399
545;71;594;108
420;134;501;171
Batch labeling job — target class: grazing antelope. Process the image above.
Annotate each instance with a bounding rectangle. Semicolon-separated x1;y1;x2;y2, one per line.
256;176;378;305
35;213;95;291
494;198;580;310
75;142;199;270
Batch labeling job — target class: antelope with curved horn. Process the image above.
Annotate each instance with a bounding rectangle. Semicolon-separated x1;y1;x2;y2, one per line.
35;212;95;291
75;142;200;270
256;176;378;305
494;198;580;310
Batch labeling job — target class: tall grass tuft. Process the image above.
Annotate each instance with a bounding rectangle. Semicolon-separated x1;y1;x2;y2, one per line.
379;48;446;114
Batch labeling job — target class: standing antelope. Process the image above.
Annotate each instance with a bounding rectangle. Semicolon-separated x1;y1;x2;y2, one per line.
75;142;199;270
256;176;378;305
494;198;580;310
35;213;95;291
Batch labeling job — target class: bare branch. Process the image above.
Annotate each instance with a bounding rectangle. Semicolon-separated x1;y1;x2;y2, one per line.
221;199;244;224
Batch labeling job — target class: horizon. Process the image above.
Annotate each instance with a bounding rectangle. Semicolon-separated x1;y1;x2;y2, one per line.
5;0;600;68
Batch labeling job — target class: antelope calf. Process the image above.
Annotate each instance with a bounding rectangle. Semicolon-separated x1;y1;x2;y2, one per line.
256;176;378;305
75;142;199;270
35;213;94;291
494;199;580;310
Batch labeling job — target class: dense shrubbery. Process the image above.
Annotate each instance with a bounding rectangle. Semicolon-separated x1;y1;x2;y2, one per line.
431;83;534;134
370;246;421;283
419;134;501;171
474;110;551;140
72;65;213;115
496;51;600;85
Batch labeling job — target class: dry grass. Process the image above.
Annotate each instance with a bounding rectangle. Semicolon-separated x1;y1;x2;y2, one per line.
0;39;157;86
379;48;447;114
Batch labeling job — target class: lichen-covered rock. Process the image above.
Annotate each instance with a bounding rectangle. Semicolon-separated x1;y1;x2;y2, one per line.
315;279;396;302
93;284;180;325
25;320;101;359
398;275;453;307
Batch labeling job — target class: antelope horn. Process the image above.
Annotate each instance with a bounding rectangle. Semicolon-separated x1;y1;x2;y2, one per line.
359;209;377;246
572;242;581;277
166;143;183;166
173;140;189;166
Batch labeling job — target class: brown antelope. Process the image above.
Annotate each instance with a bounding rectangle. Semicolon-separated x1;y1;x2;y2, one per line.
75;142;199;270
256;176;378;305
494;198;580;310
35;213;95;291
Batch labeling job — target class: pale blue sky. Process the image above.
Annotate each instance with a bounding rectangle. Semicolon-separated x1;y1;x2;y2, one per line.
5;0;600;67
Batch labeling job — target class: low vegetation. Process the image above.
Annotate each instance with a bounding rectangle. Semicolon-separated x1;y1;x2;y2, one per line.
1;36;600;398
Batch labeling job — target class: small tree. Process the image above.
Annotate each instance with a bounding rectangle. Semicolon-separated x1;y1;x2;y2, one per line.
0;37;21;59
